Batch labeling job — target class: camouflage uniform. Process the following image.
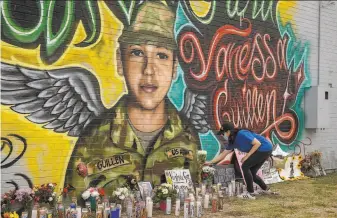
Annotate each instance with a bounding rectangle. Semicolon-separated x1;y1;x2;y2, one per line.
119;1;176;49
65;98;199;197
65;1;200;201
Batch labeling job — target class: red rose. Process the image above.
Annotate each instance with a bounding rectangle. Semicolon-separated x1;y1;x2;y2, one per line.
98;188;105;196
76;162;88;177
63;188;68;194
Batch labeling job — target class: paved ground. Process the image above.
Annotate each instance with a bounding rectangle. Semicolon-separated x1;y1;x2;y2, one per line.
152;173;337;218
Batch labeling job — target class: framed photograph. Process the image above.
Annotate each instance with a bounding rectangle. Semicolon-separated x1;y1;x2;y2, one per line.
138;181;153;200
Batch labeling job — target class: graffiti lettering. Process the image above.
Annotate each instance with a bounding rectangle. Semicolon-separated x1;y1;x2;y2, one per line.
178;2;310;147
252;1;274;21
179;19;252;82
180;29;282;83
182;0;274;27
1;0;101;63
226;0;250;18
181;28;295;138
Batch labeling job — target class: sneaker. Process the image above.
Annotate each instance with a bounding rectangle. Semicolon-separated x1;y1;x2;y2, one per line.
237;192;256;200
255;189;279;195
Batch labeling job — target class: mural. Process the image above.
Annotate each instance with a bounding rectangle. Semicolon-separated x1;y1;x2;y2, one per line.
1;0;310;199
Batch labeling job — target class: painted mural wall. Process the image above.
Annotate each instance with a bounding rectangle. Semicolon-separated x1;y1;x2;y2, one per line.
1;0;310;196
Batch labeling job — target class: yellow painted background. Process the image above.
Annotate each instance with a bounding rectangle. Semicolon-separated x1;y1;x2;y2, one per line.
0;1;297;192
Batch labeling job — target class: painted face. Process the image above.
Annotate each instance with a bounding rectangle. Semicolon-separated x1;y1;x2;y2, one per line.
121;44;176;110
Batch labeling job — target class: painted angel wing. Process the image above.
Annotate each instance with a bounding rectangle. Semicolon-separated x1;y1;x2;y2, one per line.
1;63;107;137
180;88;210;134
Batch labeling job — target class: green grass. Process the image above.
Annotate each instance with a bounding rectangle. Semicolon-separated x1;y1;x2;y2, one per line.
212;173;337;218
155;173;337;218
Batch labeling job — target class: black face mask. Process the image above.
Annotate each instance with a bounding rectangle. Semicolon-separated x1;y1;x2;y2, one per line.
222;133;228;141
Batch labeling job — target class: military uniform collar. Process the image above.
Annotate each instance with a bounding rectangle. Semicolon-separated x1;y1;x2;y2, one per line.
110;97;183;155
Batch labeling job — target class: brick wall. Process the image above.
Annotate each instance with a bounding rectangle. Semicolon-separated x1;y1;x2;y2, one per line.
1;1;336;196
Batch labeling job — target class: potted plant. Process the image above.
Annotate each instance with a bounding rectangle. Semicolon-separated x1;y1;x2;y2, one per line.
153;183;177;211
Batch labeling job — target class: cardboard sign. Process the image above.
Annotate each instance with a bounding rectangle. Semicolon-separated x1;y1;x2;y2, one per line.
278;155;304;180
213;164;235;185
263;168;284;184
165;169;193;193
259;159;282;184
235;149;264;185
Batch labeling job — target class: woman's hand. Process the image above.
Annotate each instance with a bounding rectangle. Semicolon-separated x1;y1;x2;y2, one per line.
241;155;249;163
204;161;212;166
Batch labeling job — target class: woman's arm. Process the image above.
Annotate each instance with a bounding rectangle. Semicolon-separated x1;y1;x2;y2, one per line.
206;149;233;165
245;138;261;159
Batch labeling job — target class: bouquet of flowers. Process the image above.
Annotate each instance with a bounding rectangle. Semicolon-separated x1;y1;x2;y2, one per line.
33;183;57;206
111;187;129;204
197;150;208;184
14;188;34;210
202;166;216;183
1;189;16;213
153;183;177;203
300;150;325;177
3;212;19;218
197;150;207;164
81;187;105;201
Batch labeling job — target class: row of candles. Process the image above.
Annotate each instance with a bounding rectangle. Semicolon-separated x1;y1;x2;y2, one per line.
26;180;259;218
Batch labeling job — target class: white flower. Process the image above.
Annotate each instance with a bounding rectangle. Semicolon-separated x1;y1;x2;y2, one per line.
122;187;128;194
48;183;54;187
162;188;168;195
48;197;53;202
82;190;91;200
202;166;215;174
161;183;172;189
114;191;121;196
119;194;125;200
91;191;99;197
198;150;207;155
52;192;56;196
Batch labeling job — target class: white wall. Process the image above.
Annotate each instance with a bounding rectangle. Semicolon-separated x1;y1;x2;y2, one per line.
295;1;337;169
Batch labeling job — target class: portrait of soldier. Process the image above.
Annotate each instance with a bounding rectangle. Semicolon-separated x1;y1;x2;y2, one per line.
64;1;200;200
0;1;202;203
